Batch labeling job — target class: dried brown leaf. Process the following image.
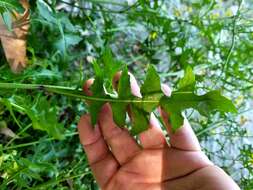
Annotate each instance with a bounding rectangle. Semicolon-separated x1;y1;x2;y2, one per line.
0;127;18;138
0;121;18;138
0;0;30;73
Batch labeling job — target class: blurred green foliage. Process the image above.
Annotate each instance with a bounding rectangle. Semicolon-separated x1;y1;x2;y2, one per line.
0;0;252;189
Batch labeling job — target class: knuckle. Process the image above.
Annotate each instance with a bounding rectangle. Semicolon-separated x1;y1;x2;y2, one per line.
104;127;124;141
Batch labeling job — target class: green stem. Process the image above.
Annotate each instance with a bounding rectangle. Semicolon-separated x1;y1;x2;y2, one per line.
0;82;159;103
0;82;193;103
5;123;33;147
3;132;78;150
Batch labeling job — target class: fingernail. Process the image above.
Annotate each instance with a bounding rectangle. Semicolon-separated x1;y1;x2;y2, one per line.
161;84;172;97
129;72;142;98
150;113;161;129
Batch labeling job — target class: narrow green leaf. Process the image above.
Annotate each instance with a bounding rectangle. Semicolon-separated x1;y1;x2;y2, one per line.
102;46;114;69
37;0;56;23
92;60;103;77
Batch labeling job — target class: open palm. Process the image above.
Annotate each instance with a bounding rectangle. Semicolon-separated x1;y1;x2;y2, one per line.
78;76;240;190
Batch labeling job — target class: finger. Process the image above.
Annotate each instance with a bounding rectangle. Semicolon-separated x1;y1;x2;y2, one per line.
159;107;201;151
159;83;201;151
161;83;172;97
78;115;118;188
129;72;142;98
117;73;167;149
139;113;168;149
83;78;94;96
98;103;141;165
119;75;167;149
113;71;142;98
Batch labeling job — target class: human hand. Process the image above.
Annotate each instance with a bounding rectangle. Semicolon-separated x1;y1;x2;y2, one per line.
78;74;240;190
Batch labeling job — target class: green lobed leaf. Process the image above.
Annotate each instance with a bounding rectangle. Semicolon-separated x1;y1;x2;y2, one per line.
130;65;163;133
138;64;162;112
178;66;195;91
89;75;106;125
89;47;124;125
198;90;238;115
111;102;127;127
118;68;132;99
169;111;184;132
1;95;65;139
54;34;82;54
141;64;161;94
111;68;132;126
130;105;149;135
26;96;65;140
0;58;237;135
160;90;237;131
101;47;124;95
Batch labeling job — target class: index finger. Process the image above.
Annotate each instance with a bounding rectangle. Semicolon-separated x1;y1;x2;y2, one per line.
78;80;119;188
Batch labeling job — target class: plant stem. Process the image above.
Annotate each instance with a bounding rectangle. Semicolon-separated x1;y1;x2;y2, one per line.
3;132;78;150
0;82;194;104
0;82;164;103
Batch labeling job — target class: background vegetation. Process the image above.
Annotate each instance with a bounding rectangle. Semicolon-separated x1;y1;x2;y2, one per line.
0;0;252;189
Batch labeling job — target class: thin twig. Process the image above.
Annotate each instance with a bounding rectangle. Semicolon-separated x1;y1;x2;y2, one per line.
214;0;243;87
3;132;78;150
58;0;139;14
